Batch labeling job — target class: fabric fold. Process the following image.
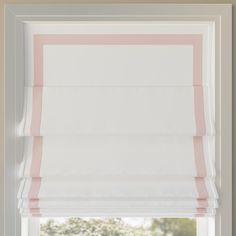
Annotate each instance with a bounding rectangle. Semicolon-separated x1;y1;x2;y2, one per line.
20;86;214;136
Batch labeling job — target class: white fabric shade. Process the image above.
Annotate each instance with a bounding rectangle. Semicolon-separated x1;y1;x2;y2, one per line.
19;136;215;178
26;44;203;87
18;177;217;217
18;23;217;217
18;177;217;199
20;87;214;136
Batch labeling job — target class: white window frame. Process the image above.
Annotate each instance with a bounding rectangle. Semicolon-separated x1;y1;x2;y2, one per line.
3;4;232;236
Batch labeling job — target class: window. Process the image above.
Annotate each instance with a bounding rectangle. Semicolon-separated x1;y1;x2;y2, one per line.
21;217;214;236
4;4;232;236
22;217;202;236
40;218;198;236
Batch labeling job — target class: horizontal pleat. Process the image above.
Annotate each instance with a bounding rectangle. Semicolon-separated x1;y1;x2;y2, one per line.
18;177;218;199
19;208;216;218
18;199;218;209
19;136;215;178
19;86;214;136
18;177;217;217
18;84;216;217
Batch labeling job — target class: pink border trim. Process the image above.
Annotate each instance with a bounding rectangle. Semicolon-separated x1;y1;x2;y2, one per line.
32;34;204;87
30;87;43;136
195;177;209;198
34;36;44;87
191;36;208;216
28;137;43;217
29;33;208;216
193;137;208;215
193;137;207;177
30;137;43;177
194;87;206;136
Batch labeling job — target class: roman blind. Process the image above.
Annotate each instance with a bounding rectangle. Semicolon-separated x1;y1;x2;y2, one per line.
17;23;217;217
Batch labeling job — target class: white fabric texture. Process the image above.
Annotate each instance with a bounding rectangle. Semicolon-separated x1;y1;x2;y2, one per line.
18;27;217;217
39;45;194;87
19;136;215;178
18;177;217;199
20;87;214;136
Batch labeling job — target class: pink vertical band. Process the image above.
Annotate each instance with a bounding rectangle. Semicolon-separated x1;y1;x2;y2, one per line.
28;35;44;216
193;137;207;177
194;87;206;136
30;35;44;136
30;87;43;136
28;137;43;217
30;137;43;177
28;178;41;199
34;35;44;86
192;36;209;216
195;177;208;198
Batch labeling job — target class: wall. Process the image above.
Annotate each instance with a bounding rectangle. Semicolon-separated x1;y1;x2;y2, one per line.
0;0;234;235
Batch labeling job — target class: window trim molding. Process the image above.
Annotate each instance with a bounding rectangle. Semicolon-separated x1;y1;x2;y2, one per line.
4;4;232;236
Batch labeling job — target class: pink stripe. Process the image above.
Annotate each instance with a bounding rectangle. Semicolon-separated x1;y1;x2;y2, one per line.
195;177;208;198
193;36;203;85
193;137;207;177
30;87;43;136
193;36;206;136
34;35;44;86
30;35;44;136
195;208;207;217
195;178;208;217
30;137;43;177
28;178;41;199
28;37;44;214
197;199;208;208
191;35;209;216
30;208;41;217
28;137;43;215
197;208;207;213
34;34;202;47
194;87;206;136
28;179;41;216
29;199;40;209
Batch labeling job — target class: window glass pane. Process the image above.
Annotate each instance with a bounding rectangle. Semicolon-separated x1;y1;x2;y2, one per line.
40;217;196;236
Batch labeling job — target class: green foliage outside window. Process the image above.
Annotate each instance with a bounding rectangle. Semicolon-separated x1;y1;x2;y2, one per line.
40;217;196;236
151;218;196;236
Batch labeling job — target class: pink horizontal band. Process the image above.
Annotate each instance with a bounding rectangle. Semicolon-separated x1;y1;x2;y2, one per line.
35;34;202;45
